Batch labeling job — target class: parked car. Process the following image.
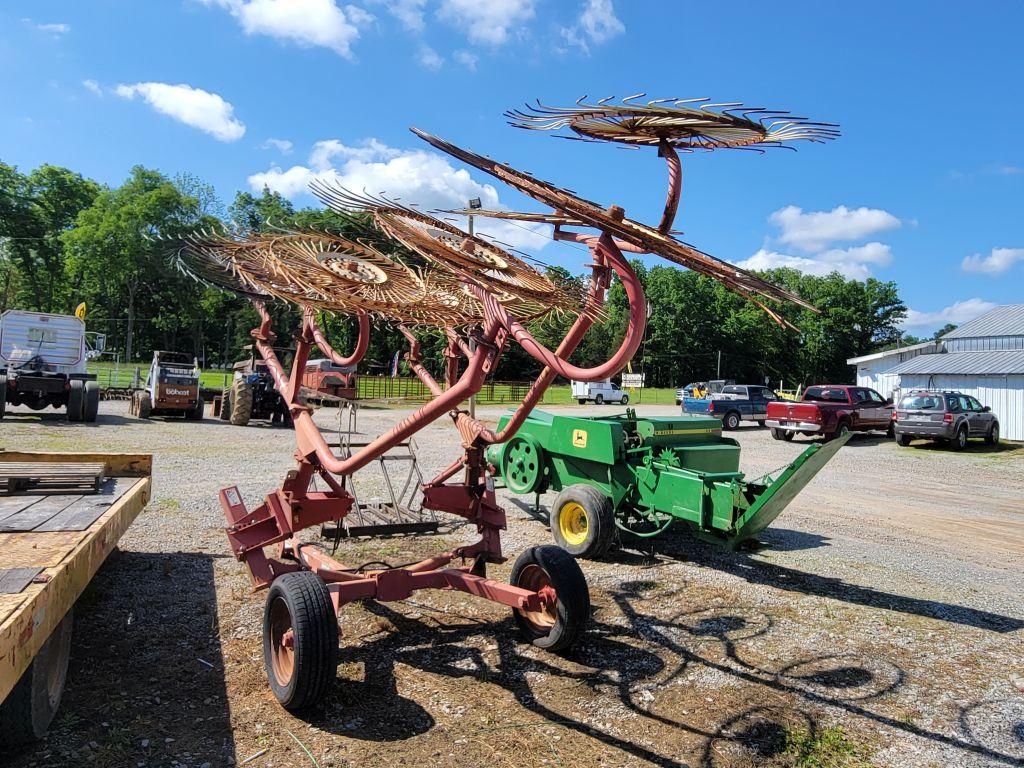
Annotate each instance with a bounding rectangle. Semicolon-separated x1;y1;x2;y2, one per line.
675;379;734;405
682;384;780;430
765;384;893;441
571;379;628;405
893;390;999;450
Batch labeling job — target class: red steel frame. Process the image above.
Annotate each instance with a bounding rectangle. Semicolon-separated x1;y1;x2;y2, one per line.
219;231;646;625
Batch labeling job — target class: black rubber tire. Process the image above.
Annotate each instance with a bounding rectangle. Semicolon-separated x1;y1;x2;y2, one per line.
886;421;895;438
770;427;794;442
594;394;604;405
549;484;616;559
137;392;152;419
83;381;100;422
985;422;999;445
0;608;73;747
896;433;912;446
218;388;231;420
722;411;741;430
263;571;338;712
230;380;253;426
577;399;586;405
66;380;84;422
950;425;968;451
186;396;204;421
620;395;629;405
0;374;7;420
510;545;590;652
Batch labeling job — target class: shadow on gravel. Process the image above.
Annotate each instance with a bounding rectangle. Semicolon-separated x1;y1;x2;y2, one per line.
6;551;237;768
621;532;1024;634
296;581;1024;767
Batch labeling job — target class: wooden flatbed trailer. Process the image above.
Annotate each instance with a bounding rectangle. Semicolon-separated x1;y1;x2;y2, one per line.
0;452;151;748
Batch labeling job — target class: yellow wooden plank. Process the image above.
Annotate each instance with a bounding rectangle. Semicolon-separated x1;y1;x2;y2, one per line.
0;452;152;477
0;595;27;627
0;531;89;569
0;463;151;702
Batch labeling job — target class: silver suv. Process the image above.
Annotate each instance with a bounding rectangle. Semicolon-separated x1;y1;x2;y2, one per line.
893;390;999;450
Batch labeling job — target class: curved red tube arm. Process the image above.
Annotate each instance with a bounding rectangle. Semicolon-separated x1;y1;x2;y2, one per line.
658;141;682;234
304;308;370;367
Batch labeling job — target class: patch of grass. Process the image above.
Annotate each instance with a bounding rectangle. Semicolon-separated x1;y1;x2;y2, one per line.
784;725;872;767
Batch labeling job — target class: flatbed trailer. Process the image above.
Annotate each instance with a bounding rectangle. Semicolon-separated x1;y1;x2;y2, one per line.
0;451;152;748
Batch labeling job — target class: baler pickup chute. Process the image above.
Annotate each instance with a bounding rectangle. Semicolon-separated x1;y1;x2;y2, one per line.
487;409;849;557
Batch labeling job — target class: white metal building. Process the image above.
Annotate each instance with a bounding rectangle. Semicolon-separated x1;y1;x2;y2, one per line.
848;304;1024;441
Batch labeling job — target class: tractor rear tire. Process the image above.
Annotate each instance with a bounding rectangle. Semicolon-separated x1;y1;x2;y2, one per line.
230;380;253;426
186;396;204;421
510;545;589;652
0;608;73;747
66;380;84;422
83;381;100;423
0;374;6;420
218;388;231;420
771;428;794;442
263;571;338;712
549;484;615;559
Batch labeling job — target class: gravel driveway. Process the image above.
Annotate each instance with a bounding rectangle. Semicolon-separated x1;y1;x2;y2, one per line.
3;400;1022;768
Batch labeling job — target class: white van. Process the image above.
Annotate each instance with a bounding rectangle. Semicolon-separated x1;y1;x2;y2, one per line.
571;380;629;405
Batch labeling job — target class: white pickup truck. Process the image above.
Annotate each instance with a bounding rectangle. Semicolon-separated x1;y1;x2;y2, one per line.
571;380;629;405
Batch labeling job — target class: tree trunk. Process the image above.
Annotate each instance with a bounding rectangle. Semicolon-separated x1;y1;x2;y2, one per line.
125;282;137;363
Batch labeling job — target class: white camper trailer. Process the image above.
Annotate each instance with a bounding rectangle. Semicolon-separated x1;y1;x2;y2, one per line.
0;310;99;421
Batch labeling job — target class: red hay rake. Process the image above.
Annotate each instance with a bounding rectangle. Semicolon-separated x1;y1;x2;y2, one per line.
171;94;836;711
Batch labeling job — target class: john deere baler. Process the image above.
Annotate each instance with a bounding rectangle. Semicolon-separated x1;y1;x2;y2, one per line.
485;408;848;558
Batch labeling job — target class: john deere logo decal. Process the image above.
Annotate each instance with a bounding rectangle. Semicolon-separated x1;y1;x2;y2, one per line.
572;429;588;448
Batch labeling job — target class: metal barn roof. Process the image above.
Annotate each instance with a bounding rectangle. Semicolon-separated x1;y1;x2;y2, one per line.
889;349;1024;376
942;304;1024;339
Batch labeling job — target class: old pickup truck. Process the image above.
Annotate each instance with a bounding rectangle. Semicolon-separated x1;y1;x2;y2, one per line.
765;384;894;441
682;384;780;430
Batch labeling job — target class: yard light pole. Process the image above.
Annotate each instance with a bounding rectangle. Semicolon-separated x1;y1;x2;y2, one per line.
467;197;482;419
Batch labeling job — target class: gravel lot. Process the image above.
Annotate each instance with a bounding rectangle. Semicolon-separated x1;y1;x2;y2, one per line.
3;400;1023;768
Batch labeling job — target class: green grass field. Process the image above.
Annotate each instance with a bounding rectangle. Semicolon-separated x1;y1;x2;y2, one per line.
86;361;679;406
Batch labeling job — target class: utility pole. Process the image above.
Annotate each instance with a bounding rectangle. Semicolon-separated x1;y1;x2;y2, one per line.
717;349;721;378
466;197;482;419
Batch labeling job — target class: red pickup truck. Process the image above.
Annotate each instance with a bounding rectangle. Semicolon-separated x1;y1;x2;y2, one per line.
765;385;894;441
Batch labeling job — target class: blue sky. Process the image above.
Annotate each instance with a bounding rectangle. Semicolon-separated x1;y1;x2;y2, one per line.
2;0;1021;333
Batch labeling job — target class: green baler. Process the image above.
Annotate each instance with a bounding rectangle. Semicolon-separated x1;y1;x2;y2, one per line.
485;408;849;558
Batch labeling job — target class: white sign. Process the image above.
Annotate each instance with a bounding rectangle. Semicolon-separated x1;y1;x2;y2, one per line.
621;373;645;388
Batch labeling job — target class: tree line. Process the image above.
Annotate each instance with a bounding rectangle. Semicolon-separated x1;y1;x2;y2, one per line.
1;160;910;386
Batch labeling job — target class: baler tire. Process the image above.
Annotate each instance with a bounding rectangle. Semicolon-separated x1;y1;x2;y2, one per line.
83;381;100;422
136;392;153;420
770;428;793;442
950;425;968;451
230;380;253;426
510;545;590;652
723;411;741;430
549;485;615;559
66;380;84;422
0;374;7;420
0;608;73;747
263;571;338;712
896;433;912;447
985;422;999;446
218;388;232;420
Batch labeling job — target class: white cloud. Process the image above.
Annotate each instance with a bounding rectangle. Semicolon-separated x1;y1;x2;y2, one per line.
562;0;624;53
82;79;103;96
817;242;893;267
417;44;443;70
902;299;997;330
200;0;371;59
115;82;245;142
769;204;901;252
368;0;425;31
262;137;294;154
24;19;70;35
438;0;535;45
247;137;550;250
453;50;478;70
737;248;872;281
961;247;1024;275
